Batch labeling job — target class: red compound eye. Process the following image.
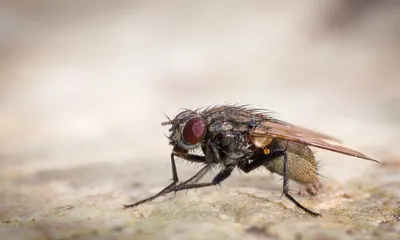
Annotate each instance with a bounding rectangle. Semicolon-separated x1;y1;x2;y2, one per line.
182;117;206;145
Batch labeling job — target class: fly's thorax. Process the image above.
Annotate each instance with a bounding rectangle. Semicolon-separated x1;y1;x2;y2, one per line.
202;130;255;164
208;121;234;133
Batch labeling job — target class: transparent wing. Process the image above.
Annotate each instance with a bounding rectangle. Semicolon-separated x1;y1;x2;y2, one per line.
250;121;378;162
292;125;342;143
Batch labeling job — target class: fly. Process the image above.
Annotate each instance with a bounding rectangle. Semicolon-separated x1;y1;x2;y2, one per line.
123;104;378;216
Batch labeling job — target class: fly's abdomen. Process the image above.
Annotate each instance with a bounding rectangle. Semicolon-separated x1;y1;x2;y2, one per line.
265;140;318;184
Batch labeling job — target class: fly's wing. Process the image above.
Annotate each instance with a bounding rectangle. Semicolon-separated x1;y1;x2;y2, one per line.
251;122;378;162
292;125;342;143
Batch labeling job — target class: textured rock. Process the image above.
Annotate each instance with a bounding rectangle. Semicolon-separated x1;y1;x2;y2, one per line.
1;159;400;240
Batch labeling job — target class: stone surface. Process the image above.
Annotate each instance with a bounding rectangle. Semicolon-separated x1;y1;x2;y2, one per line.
1;159;400;240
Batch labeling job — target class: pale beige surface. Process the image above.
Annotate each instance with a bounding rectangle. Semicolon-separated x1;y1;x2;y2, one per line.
1;1;400;240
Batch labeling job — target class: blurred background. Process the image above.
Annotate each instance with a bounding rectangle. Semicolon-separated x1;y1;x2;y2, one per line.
1;0;399;184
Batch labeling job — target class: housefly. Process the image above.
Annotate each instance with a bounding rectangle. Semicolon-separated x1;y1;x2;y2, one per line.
124;104;378;216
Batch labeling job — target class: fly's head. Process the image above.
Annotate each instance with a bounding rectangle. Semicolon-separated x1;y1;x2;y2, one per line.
162;110;207;152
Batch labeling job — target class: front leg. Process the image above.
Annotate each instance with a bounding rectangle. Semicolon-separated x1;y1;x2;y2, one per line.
166;164;235;194
123;152;208;208
124;164;234;208
160;136;240;194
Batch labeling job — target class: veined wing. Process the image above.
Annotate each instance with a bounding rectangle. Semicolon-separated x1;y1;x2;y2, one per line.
250;121;378;162
292;125;342;143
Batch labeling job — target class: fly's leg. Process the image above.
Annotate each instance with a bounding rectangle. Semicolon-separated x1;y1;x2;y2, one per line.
123;153;179;208
167;165;234;193
241;149;322;216
123;152;208;209
173;141;217;185
130;165;234;200
154;140;234;194
238;151;274;173
276;149;322;217
179;165;210;185
124;136;240;209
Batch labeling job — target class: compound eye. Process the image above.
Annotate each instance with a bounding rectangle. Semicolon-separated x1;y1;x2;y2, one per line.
182;117;206;145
